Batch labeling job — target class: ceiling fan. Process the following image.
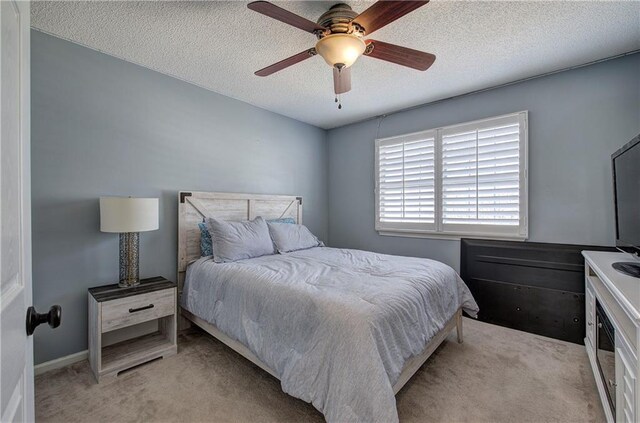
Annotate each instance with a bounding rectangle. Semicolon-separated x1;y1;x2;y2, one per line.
247;1;435;109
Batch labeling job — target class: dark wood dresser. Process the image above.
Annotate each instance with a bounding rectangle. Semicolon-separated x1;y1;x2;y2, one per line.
460;239;615;344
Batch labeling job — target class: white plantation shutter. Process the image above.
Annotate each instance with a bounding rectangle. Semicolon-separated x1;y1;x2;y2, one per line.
375;112;528;239
376;131;436;231
441;113;525;236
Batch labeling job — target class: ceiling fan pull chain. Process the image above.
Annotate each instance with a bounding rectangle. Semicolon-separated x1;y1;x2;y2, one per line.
336;65;343;109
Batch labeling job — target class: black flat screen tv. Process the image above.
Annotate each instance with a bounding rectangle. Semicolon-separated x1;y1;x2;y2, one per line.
611;134;640;277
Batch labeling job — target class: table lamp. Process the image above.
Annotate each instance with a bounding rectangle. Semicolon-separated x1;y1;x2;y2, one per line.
100;197;159;287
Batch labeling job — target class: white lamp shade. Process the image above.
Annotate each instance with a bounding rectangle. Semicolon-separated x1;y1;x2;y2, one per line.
315;34;366;68
100;197;159;233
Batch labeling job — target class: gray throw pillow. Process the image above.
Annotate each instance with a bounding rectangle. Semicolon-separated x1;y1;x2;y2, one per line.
267;222;324;253
206;216;275;263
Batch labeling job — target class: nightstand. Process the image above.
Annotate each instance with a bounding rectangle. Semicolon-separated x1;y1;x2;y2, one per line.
88;276;177;382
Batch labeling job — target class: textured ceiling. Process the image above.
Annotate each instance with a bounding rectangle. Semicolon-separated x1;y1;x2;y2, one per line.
31;1;640;129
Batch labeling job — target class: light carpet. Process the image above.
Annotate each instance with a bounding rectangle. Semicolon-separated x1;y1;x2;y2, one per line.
35;318;605;422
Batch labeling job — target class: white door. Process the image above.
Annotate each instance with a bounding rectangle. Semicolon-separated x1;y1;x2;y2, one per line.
1;1;33;422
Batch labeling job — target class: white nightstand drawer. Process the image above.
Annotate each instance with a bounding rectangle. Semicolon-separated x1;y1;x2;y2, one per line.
102;288;175;332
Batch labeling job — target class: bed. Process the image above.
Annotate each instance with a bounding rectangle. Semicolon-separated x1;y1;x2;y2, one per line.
177;191;479;423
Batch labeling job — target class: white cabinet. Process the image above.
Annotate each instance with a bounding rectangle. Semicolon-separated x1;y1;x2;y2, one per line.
616;342;637;423
583;251;640;423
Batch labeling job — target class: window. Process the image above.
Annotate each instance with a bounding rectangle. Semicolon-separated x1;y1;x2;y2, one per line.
377;131;436;231
375;111;528;239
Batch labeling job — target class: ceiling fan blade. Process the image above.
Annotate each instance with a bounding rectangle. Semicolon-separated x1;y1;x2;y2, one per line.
333;67;351;94
255;48;317;77
248;1;327;34
364;40;435;71
353;1;429;36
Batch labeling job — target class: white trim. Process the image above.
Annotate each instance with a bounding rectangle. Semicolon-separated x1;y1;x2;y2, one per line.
377;230;526;242
34;350;88;376
435;128;443;233
439;112;523;135
520;111;529;239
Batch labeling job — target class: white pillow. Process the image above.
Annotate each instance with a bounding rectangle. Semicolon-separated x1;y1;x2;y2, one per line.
267;222;324;253
206;216;274;263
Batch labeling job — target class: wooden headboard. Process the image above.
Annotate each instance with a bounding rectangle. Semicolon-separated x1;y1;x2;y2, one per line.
177;191;302;289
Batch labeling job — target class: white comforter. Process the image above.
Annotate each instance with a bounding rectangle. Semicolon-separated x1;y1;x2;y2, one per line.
181;247;478;422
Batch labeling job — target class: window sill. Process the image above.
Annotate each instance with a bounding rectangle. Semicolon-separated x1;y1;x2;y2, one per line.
377;230;528;242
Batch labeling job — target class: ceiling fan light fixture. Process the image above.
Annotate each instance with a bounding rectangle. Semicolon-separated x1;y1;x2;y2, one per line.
315;34;366;68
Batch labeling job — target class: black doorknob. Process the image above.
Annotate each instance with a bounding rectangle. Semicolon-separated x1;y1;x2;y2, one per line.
26;305;62;336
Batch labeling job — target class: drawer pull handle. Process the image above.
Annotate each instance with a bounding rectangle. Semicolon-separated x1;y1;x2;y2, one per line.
129;304;154;313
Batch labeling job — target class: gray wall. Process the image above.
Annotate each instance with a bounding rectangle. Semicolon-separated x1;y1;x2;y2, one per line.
327;53;640;272
32;29;639;365
31;31;328;364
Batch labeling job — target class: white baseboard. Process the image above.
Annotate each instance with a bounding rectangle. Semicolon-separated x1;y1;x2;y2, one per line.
34;350;88;376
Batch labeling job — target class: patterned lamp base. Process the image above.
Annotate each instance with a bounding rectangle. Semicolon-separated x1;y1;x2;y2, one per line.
119;232;140;288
